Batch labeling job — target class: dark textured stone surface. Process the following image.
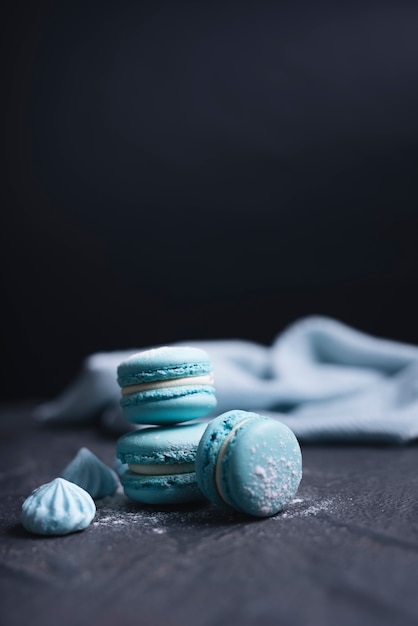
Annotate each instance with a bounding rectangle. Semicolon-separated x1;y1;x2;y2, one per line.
1;403;418;626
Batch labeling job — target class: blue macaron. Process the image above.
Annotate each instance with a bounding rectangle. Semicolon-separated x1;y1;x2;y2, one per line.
117;346;217;425
116;422;208;504
196;410;302;517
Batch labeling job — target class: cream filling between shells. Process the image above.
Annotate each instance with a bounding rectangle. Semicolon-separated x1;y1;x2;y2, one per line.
215;418;252;506
121;372;214;396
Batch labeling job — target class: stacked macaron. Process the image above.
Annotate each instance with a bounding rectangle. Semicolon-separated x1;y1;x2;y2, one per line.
116;346;303;517
116;346;217;505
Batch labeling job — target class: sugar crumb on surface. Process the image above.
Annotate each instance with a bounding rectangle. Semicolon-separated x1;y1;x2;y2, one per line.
275;496;335;520
254;465;267;478
92;486;336;530
92;491;215;531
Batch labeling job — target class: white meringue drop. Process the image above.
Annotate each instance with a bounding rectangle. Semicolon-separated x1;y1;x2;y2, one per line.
60;447;119;498
21;478;96;535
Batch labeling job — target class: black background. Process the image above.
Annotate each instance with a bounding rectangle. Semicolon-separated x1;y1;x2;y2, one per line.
3;0;418;401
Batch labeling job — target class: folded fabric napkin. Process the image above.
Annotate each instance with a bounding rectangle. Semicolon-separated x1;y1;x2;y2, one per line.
34;316;418;443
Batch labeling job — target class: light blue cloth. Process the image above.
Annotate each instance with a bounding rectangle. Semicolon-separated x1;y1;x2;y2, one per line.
34;316;418;443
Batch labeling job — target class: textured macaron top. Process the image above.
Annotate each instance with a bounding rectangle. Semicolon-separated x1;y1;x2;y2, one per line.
117;422;207;466
117;346;213;387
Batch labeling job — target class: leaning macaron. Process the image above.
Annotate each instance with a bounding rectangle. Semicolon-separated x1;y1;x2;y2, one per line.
196;410;302;518
116;422;208;504
117;346;216;425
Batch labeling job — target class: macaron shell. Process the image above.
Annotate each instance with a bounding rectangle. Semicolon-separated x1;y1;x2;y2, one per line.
196;410;260;509
117;346;212;387
120;470;204;505
121;387;217;424
117;422;208;466
219;418;302;517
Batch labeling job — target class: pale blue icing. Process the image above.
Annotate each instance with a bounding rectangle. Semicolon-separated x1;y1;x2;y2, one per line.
60;447;119;499
21;478;96;535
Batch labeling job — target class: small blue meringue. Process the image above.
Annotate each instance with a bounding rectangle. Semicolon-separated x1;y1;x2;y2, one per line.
60;447;119;499
21;478;96;535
